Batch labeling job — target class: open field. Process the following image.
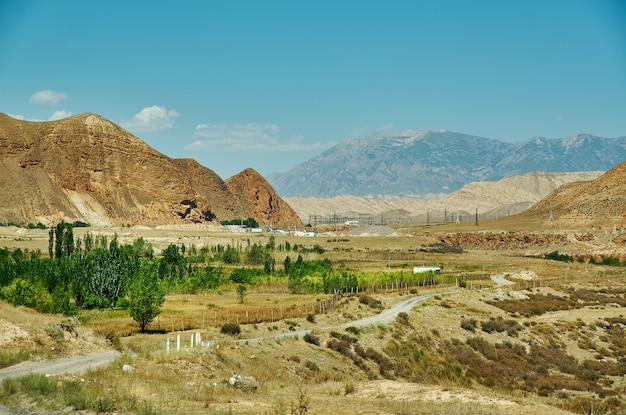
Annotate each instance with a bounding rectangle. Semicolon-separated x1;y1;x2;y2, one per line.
1;220;626;414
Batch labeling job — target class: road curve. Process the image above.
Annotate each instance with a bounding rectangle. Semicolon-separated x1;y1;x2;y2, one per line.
0;294;440;380
491;273;514;286
239;292;443;344
0;276;515;380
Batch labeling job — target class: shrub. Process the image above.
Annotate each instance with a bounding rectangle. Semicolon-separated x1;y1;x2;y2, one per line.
220;323;241;336
396;312;410;326
327;338;353;358
461;318;478;332
306;314;316;323
480;317;523;336
304;360;319;371
303;333;320;346
345;326;361;335
359;295;382;309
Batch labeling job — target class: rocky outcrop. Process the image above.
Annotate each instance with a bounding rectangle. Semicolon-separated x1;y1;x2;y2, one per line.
225;168;303;228
0;113;297;227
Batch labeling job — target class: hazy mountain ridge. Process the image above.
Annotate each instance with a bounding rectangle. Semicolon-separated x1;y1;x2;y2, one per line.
284;171;603;222
269;130;626;197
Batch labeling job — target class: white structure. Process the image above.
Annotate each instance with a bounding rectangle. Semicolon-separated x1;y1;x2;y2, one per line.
413;266;441;274
295;230;318;237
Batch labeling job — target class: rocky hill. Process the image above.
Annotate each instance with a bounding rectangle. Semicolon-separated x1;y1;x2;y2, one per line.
225;168;303;227
524;160;626;221
285;171;602;222
268;130;626;197
0;113;301;227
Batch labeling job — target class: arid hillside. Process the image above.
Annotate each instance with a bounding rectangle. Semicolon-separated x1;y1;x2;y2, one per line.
524;160;626;221
225;168;303;228
0;113;301;227
285;171;603;222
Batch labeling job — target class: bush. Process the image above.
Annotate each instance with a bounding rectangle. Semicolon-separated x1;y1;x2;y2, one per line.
396;312;410;326
327;338;353;358
461;318;478;332
303;333;320;346
220;323;241;336
480;317;523;336
359;295;382;309
304;360;320;371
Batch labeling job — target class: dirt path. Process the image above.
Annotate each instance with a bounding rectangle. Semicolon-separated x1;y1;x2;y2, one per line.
0;274;511;381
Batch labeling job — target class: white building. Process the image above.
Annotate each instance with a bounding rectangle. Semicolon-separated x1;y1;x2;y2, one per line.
413;266;441;274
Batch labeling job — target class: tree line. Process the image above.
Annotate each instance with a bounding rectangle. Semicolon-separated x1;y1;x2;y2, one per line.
0;222;362;330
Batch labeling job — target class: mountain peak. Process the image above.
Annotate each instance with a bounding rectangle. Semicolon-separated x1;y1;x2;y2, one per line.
269;131;626;197
0;112;301;227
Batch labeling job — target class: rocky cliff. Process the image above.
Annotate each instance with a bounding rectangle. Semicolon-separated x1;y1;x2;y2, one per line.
0;112;298;227
225;168;303;228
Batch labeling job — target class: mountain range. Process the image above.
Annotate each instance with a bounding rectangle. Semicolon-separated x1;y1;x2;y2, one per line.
284;171;603;222
0;113;302;228
268;130;626;198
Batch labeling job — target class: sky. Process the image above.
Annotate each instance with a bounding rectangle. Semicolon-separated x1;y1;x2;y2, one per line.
1;1;625;179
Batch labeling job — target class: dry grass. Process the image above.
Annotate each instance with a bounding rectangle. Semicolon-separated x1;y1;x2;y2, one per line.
3;223;626;414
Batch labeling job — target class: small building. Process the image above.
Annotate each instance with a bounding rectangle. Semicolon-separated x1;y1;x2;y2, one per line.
413;266;441;274
295;230;318;237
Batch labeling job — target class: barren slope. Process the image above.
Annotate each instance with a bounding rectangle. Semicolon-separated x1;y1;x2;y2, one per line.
285;171;602;222
0;113;296;227
225;168;303;227
524;160;626;220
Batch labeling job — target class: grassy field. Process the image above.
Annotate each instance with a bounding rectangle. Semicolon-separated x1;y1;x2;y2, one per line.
1;222;626;414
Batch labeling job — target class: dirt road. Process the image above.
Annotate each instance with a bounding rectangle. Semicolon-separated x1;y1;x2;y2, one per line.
0;274;513;382
0;351;121;382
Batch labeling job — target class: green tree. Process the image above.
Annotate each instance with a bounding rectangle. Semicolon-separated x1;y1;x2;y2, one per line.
222;245;241;264
246;243;264;265
263;253;275;274
284;255;291;274
159;244;186;280
236;284;247;304
129;262;166;332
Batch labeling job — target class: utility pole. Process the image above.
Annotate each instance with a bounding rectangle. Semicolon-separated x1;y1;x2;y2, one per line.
475;208;478;226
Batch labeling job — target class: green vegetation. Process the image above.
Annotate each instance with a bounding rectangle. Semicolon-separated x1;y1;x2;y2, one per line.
219;217;259;228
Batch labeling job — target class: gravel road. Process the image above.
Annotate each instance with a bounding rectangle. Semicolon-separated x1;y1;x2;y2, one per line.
0;351;121;382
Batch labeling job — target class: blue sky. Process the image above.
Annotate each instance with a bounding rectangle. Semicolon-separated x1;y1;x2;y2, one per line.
1;1;625;179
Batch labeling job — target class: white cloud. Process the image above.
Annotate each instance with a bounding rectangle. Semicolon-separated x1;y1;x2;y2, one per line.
121;105;180;133
29;90;68;105
553;116;565;123
48;110;73;121
8;114;24;120
188;122;328;153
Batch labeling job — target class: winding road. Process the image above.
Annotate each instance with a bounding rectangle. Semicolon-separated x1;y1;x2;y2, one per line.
0;273;514;382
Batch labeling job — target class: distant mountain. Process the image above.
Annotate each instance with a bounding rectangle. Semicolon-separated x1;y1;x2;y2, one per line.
268;130;626;197
284;171;602;222
0;113;302;227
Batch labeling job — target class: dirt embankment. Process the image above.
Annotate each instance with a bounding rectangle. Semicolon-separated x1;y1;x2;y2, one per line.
430;231;590;249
